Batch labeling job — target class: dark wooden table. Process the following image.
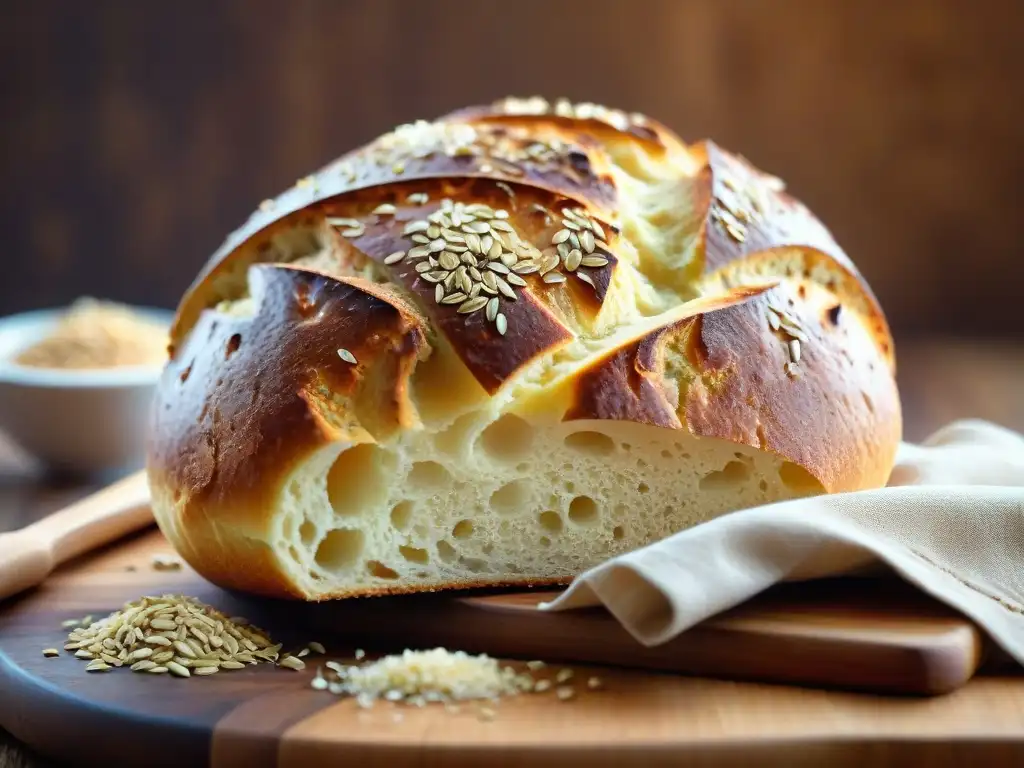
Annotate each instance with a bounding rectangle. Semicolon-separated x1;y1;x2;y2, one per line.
1;337;1022;768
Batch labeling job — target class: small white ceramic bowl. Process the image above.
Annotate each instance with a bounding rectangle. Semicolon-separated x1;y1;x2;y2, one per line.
0;306;174;476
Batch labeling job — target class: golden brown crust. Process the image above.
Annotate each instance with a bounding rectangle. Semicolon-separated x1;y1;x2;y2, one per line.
149;264;428;537
692;141;895;369
566;283;900;493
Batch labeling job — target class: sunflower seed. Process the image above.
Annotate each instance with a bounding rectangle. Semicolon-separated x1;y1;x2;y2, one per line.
443;271;458;290
384;251;406;265
495;313;508;335
562;219;581;232
789;339;802;363
460;271;473;295
441;292;468;305
131;660;157;672
86;662;111;673
569;232;581;250
372;203;396;216
421;271;446;283
485;297;500;322
42;648;59;657
194;666;219;676
438;251;459;270
327;217;360;228
565;249;582;271
487;240;503;261
341;226;364;238
428;238;446;253
75;650;95;659
513;261;539;274
556;686;576;701
581;230;596;253
500;250;517;268
458;296;489;314
576;271;596;288
150;619;176;631
495;276;517;300
465;221;490;234
552;230;571;245
338;349;357;364
505;273;527;288
543;273;567;284
406;192;429;205
488;261;510;275
534;679;552;692
147;666;169;674
540;253;560;274
434;284;445;304
279;656;306;671
580;255;609;268
480;235;494;254
167;661;190;678
590;220;606;239
415;261;431;274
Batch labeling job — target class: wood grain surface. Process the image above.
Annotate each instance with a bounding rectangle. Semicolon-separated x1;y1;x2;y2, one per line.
1;339;1023;767
0;528;1019;768
2;0;1023;338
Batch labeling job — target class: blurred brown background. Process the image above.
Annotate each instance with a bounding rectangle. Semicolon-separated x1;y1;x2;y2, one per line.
1;0;1022;341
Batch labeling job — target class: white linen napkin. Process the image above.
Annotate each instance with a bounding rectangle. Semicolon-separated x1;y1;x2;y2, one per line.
540;420;1024;666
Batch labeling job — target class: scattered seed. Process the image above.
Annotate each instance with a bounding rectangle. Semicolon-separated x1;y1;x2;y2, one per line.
42;648;59;658
311;676;328;691
147;666;169;674
279;656;306;671
194;666;219;676
555;669;574;684
85;661;111;673
372;203;396;216
587;676;603;690
297;648;310;658
543;273;566;284
354;649;366;660
580;255;609;268
384;251;406;265
338;348;357;364
533;679;552;692
556;686;576;701
479;707;497;722
131;660;157;672
167;661;191;678
495;314;508;336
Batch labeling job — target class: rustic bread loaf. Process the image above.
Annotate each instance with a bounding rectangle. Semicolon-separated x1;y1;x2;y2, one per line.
147;97;901;600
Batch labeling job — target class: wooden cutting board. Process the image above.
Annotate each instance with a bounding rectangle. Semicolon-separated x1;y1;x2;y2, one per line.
3;524;1022;767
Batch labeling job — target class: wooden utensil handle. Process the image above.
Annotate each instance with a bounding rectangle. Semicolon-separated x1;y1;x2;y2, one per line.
0;470;152;601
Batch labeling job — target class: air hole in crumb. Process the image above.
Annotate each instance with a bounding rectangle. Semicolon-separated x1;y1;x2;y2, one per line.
314;529;364;570
637;482;650;494
613;525;625;540
225;333;241;359
564;481;576;493
563;431;615;456
367;561;399;579
759;479;768;491
407;461;452;491
299;519;317;547
568;496;599;525
399;546;429;564
538;511;564;533
482;543;494;555
390;501;414;531
489;480;531;516
437;541;457;562
327;444;389;517
288;545;300;562
660;449;672;460
517;462;529;472
621;443;632;452
539;536;552;547
435;412;479;457
452;520;474;539
700;460;751;491
461;557;487;573
479;413;534;461
778;462;823;494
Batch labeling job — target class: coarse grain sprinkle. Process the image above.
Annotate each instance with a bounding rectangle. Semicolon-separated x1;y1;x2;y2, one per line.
64;594;281;678
312;648;534;708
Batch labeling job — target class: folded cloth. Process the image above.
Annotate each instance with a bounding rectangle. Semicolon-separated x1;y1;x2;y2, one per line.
541;420;1024;666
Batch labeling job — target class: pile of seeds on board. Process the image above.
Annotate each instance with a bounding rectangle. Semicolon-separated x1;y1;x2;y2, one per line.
59;594;292;677
308;648;604;719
